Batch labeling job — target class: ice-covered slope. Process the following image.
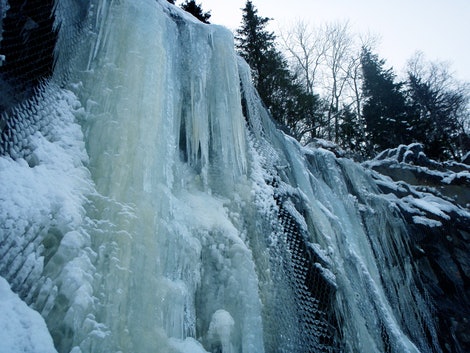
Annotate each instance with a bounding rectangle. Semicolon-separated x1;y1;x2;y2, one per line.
0;1;463;352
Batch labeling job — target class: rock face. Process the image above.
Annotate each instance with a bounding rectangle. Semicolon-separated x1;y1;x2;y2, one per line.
365;144;470;353
0;0;57;111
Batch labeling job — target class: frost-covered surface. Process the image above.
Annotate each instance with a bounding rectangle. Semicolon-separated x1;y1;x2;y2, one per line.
0;0;457;352
305;137;346;156
0;277;57;353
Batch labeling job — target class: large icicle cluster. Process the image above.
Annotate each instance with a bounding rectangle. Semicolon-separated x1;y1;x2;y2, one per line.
0;1;456;353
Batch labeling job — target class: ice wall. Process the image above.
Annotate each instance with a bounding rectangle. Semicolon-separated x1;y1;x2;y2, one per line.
0;0;442;352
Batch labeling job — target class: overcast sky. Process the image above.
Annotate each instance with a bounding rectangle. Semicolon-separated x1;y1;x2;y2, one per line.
199;0;470;82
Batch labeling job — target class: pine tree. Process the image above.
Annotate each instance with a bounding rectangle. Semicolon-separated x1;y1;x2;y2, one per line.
236;1;322;141
180;0;211;24
406;58;469;160
235;1;276;91
338;105;365;153
235;1;286;118
361;47;412;154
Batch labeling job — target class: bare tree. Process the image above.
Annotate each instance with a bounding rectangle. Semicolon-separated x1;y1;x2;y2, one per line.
322;21;355;142
279;20;330;95
279;20;390;151
280;21;360;142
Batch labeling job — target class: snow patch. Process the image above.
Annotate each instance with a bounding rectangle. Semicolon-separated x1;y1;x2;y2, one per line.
412;216;442;227
0;277;57;353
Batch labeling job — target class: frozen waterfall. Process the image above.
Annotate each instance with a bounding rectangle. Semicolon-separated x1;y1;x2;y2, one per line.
0;0;443;352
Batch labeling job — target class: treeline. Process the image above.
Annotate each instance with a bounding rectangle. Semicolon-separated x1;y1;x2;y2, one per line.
171;0;470;161
167;0;211;24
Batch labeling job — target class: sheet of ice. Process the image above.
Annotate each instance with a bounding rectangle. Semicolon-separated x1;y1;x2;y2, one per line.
35;0;265;351
442;170;470;184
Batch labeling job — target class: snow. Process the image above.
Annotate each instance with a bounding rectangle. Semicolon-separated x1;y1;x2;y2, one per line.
314;262;337;288
412;216;442;227
0;84;96;351
405;195;451;220
179;192;244;246
363;143;470;234
0;277;57;353
442;170;470;184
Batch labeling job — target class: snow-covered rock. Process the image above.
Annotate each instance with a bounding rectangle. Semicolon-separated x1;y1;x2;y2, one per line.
365;143;470;207
364;144;470;351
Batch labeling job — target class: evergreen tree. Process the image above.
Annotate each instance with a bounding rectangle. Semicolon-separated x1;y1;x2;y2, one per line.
235;1;277;94
236;1;322;140
167;0;175;4
180;0;211;24
272;71;323;141
361;47;412;154
338;105;365;153
406;59;469;160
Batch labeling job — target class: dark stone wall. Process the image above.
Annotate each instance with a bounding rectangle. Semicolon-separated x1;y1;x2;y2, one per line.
407;215;470;353
0;0;57;111
0;0;57;155
368;145;470;353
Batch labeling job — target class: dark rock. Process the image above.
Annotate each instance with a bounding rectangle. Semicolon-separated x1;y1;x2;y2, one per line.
366;144;470;353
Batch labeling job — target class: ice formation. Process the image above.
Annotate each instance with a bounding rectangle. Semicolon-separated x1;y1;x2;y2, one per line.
0;0;457;352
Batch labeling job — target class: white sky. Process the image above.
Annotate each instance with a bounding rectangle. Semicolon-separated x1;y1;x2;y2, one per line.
198;0;470;81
